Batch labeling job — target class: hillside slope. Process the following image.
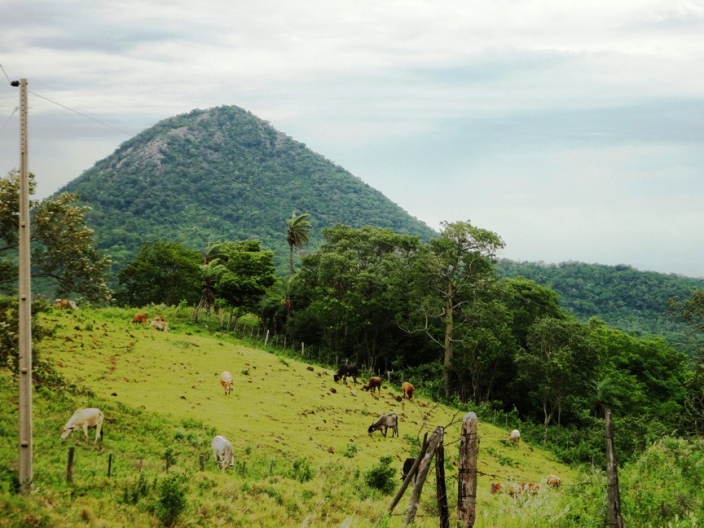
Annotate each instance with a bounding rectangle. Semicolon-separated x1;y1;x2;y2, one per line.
57;105;437;273
3;306;576;526
497;260;704;356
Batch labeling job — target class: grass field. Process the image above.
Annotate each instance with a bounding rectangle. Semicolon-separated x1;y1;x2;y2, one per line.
0;306;580;527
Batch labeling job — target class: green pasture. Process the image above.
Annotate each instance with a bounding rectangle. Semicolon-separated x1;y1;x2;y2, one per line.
1;306;582;526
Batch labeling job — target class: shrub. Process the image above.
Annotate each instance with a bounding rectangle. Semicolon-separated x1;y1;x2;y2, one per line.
154;474;188;527
364;456;396;495
290;458;314;483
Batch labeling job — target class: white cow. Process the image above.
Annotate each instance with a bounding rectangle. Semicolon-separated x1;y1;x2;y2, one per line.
509;429;521;446
212;435;235;469
220;371;233;395
61;408;104;442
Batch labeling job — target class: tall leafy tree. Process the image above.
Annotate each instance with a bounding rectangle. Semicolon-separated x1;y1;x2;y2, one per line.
286;212;312;275
0;170;111;303
408;220;504;396
517;317;597;431
289;225;424;369
116;240;201;306
213;240;277;322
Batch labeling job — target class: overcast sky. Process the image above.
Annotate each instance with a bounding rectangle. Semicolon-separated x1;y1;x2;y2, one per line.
1;1;702;278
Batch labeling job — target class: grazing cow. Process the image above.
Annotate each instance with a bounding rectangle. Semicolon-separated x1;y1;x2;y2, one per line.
362;376;382;395
55;298;77;310
401;381;415;400
519;482;541;494
508;429;521;446
150;316;168;332
493;482;539;497
132;312;148;324
546;474;561;488
333;364;359;384
61;408;104;442
368;413;398;437
220;371;233;395
211;435;235;470
401;457;417;483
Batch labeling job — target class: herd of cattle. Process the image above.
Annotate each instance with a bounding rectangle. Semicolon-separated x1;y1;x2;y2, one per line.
58;316;561;494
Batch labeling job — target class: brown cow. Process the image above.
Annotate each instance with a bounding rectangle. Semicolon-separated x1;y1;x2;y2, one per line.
132;313;148;324
401;381;415;400
546;474;561;488
362;376;382;395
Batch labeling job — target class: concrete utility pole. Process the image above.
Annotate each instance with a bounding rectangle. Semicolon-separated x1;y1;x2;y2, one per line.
12;77;33;493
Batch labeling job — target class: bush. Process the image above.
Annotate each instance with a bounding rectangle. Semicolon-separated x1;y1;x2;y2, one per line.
365;456;397;495
154;474;188;527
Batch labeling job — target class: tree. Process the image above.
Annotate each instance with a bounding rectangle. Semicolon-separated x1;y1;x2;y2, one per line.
286;212;312;275
668;288;704;334
193;242;229;319
517;317;597;431
116;240;201;306
212;240;276;322
289;225;425;369
0;170;112;303
664;290;704;433
409;220;505;397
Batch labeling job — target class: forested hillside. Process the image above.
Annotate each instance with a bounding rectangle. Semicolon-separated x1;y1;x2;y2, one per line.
496;260;704;357
57;105;436;274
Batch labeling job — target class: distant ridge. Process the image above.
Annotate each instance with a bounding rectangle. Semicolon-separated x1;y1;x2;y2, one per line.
58;105;437;272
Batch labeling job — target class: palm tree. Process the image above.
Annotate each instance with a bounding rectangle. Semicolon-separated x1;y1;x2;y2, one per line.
193;242;228;320
286;212;312;275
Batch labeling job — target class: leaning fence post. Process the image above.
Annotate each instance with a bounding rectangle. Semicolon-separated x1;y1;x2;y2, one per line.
388;432;429;514
458;412;479;527
66;447;75;483
264;329;270;347
404;427;443;525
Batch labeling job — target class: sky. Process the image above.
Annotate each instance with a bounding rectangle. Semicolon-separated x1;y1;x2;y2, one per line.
1;0;703;278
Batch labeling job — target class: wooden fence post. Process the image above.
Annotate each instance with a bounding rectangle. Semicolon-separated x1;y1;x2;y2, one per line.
404;427;443;525
605;409;625;528
66;447;75;483
199;454;205;471
436;437;450;528
107;453;113;478
458;412;479;527
264;330;270;347
388;433;429;514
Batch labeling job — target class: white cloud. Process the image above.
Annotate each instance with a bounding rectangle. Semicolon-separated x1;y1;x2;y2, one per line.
1;0;703;277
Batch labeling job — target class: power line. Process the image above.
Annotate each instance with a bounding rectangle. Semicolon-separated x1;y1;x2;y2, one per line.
28;91;132;136
1;64;132;137
0;106;18;135
0;64;12;84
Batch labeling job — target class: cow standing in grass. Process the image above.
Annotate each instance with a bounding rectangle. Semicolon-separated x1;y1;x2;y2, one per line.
333;364;359;384
368;413;398;437
363;376;382;395
220;371;233;395
212;435;235;470
509;429;521;446
61;408;104;442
